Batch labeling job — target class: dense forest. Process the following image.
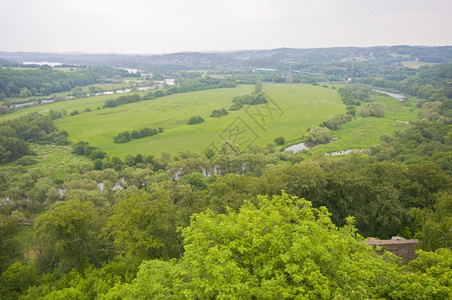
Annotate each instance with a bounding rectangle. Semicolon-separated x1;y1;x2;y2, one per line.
0;67;132;99
0;49;451;298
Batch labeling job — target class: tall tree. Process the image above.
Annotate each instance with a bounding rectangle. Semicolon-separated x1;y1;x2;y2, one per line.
34;200;103;273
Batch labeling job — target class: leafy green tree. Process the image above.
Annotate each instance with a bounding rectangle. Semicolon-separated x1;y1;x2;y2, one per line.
259;160;326;204
273;136;285;145
360;103;384;118
210;108;229;118
105;192;181;261
184;172;207;190
304;126;331;143
255;80;263;93
187;115;205;125
112;193;402;299
0;214;22;273
19;87;32;98
387;248;452;299
114;131;131;143
410;193;452;250
34;199;103;273
0;262;40;300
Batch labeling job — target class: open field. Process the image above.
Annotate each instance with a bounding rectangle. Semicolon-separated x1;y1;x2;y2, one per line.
311;94;420;154
1;83;420;159
402;60;438;69
0;90;152;121
52;84;344;157
29;144;91;180
0;144;91;181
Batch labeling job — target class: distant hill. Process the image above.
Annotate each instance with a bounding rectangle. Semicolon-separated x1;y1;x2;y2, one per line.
0;57;16;67
0;46;451;70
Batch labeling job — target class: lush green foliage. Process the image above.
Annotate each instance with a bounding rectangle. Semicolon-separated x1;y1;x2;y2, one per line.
0;113;68;163
34;199;104;274
361;103;385;117
107;194;452;299
273;136;285;145
113;128;159;143
187;115;205;125
321;113;353;130
1;57;452;299
0;67;130;98
103;94;141;108
338;87;361;106
410;193;452;250
210;108;229;118
305;125;331;143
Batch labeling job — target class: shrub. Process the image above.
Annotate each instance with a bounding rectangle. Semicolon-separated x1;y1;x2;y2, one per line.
274;137;285;145
211;108;229;118
305;126;331;143
361;103;384;118
187;115;205;125
114;131;131;143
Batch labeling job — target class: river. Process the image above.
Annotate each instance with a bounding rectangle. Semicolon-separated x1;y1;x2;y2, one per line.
374;89;406;101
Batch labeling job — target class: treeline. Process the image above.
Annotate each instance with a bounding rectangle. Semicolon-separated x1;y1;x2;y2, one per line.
0;113;67;163
114;127;162;143
102;77;237;109
320;113;353;130
0;66;130;99
362;63;452;100
338;87;361;106
103;94;141;108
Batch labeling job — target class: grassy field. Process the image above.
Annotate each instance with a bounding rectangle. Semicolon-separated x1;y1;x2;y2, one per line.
0;90;153;121
311;94;419;154
51;84;344;157
29;144;91;180
402;60;438;69
0;144;91;181
1;83;420;158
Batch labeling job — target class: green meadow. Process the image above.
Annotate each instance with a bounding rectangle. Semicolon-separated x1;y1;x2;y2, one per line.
311;94;420;154
401;60;438;69
1;83;420;158
53;84;344;157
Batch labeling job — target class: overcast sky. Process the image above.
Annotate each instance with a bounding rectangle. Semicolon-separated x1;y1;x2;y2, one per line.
1;0;451;54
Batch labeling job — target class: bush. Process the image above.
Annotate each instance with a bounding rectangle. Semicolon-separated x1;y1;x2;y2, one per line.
360;103;384;118
274;137;285;145
210;108;229;118
114;131;131;143
321;114;353;130
113;128;161;143
305;126;331;143
229;103;243;111
187;115;205;125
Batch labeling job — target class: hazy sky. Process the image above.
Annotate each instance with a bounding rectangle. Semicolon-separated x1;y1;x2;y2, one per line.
1;0;451;54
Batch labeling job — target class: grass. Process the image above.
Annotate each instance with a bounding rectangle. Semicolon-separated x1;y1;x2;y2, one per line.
52;84;344;158
1;83;419;159
1;77;146;106
402;60;438;69
0;90;152;121
0;144;92;181
31;144;91;179
311;94;420;154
